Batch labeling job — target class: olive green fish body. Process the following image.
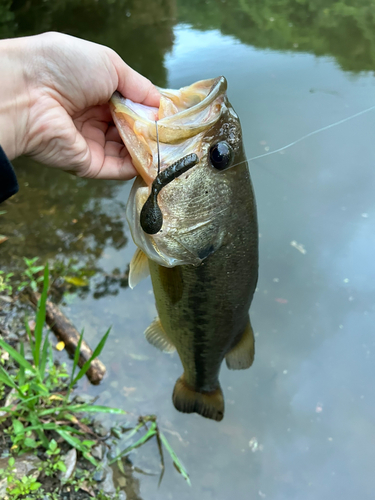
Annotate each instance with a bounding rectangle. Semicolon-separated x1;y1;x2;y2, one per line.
110;77;258;421
149;162;257;393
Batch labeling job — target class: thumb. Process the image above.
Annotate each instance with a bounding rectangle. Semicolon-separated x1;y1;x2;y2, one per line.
108;50;160;107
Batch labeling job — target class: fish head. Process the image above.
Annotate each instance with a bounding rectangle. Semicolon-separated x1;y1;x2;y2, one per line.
110;76;246;267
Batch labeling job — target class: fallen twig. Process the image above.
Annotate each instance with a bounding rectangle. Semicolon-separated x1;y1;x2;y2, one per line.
27;291;106;385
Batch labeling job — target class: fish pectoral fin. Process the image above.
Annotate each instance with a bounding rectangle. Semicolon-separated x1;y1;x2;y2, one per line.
225;319;255;370
173;375;224;422
129;248;150;289
144;317;175;353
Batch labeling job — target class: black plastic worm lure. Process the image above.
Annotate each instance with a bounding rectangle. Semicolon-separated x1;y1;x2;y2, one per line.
140;153;199;235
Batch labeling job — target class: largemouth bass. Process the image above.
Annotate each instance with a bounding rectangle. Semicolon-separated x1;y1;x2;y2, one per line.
110;77;258;421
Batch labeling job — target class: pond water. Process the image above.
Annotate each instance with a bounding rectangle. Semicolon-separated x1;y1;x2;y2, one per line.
1;1;375;499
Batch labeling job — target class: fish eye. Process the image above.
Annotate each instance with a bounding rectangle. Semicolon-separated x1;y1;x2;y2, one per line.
209;141;233;170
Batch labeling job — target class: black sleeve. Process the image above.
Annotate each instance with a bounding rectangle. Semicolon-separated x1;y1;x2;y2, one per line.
0;145;19;204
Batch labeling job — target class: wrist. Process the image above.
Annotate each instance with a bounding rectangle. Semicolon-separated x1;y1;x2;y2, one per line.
0;37;30;160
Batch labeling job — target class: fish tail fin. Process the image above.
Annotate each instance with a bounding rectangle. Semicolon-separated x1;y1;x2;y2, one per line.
172;375;224;422
225;318;255;370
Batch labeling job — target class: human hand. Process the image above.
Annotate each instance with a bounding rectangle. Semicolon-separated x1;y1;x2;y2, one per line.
0;32;160;180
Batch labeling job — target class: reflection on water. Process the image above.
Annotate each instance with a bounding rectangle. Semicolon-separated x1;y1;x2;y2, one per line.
177;0;375;72
1;1;375;499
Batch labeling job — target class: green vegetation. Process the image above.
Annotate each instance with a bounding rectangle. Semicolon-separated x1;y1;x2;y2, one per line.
0;458;42;499
177;0;375;73
1;0;375;73
0;265;121;463
0;263;190;498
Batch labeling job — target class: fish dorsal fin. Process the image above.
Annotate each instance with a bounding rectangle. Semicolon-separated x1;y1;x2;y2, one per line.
144;317;175;353
225;319;255;370
129;248;150;289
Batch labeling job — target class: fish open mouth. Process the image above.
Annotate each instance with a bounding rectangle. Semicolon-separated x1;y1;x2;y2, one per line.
110;76;227;185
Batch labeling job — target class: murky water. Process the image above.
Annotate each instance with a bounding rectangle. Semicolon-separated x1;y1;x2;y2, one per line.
1;1;375;499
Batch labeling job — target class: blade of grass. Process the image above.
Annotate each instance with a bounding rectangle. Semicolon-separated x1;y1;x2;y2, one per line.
58;426;85;435
0;366;19;390
71;327;111;386
156;429;165;487
109;422;158;464
39;404;125;417
11;422;58;433
18;342;25;386
70;404;126;414
0;339;36;374
0;394;42;414
25;318;35;363
28;412;48;448
70;329;84;386
118;422;144;444
82;452;97;466
160;432;191;486
56;430;97;466
34;264;49;367
39;332;50;379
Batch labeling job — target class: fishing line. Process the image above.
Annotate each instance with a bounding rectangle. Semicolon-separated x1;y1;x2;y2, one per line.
155;120;161;175
230;103;375;169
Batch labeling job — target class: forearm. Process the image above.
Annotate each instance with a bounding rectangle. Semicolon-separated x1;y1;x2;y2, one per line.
0;37;30;160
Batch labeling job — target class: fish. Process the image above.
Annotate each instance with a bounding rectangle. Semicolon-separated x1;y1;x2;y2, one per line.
110;76;258;421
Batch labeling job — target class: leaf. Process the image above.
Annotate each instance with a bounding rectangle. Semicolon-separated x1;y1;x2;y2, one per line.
13;420;24;435
0;211;7;215
156;431;165;487
64;276;89;287
24;438;38;448
34;264;49;368
30;266;44;274
70;329;84;387
24;257;39;267
39;332;50;379
25;318;35;361
28;413;48;448
82;440;96;447
56;430;97;466
0;339;36;374
30;482;42;491
109;422;158;464
71;327;111;386
21;422;58;433
0;367;21;400
18;342;25;387
49;439;58;452
56;461;67;472
1;394;41;414
0;236;8;245
71;404;126;414
160;432;191;486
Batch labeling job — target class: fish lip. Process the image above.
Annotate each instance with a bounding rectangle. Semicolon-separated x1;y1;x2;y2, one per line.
110;76;227;184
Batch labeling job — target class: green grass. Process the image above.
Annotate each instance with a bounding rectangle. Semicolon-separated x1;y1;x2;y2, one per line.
0;265;122;464
0;263;190;490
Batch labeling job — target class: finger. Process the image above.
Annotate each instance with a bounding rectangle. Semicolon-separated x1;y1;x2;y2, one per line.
109;51;160;108
105;125;123;144
91;154;138;180
104;139;127;158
